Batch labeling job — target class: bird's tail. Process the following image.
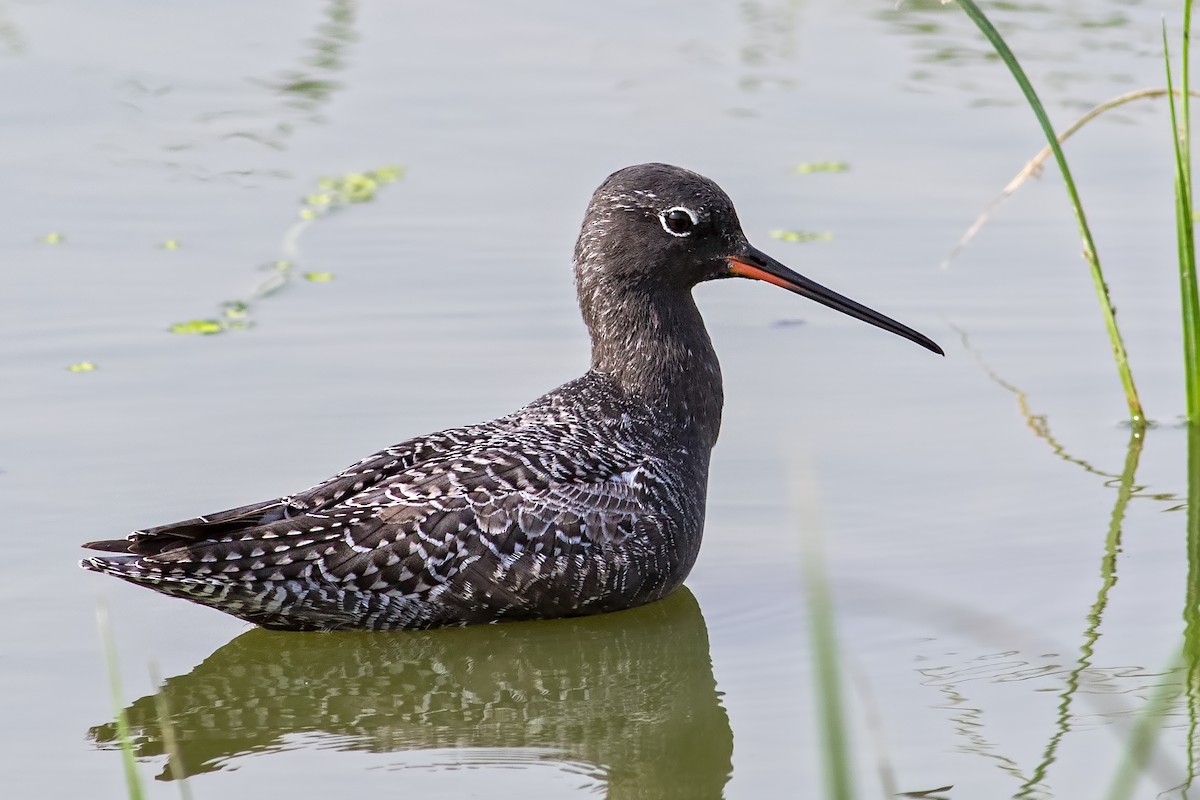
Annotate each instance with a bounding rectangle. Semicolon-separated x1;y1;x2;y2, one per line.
79;554;408;631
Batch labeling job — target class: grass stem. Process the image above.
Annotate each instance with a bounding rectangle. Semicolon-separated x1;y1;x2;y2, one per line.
793;465;855;800
944;88;1200;270
952;0;1145;425
805;541;855;800
96;605;145;800
1167;5;1200;423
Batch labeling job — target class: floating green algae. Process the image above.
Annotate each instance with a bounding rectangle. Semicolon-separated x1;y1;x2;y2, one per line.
168;165;403;336
770;229;833;243
305;165;404;213
169;319;224;335
792;161;849;175
221;301;249;319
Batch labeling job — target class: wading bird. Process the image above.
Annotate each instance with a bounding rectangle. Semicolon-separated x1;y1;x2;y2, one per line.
82;163;941;631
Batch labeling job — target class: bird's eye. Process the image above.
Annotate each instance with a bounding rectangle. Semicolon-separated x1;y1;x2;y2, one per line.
660;207;697;237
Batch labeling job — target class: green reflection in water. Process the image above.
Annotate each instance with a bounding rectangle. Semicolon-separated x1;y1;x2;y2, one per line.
158;0;358;172
947;328;1191;792
736;0;801;94
266;0;356;115
1018;428;1144;799
88;588;732;799
878;0;1146;100
1184;421;1200;793
954;325;1178;504
0;3;25;57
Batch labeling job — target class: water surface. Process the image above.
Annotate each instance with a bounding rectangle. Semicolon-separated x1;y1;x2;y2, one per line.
1;1;1195;797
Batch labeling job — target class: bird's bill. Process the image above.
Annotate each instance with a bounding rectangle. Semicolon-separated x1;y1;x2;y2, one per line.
727;245;944;355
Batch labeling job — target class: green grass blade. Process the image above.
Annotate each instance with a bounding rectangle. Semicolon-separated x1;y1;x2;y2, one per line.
1184;0;1193;175
805;547;854;800
1175;178;1198;421
952;0;1145;424
1167;6;1200;423
794;482;855;800
791;463;856;799
1101;654;1185;800
96;605;145;800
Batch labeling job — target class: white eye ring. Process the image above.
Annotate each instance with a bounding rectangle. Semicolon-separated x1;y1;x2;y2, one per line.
659;206;698;237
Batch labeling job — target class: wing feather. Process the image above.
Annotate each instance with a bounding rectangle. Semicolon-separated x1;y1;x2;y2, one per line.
81;374;684;629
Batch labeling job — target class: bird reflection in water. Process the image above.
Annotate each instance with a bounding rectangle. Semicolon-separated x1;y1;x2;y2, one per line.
89;588;732;798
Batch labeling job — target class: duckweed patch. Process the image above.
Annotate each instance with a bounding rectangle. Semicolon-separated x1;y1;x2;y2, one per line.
168;165;402;336
793;161;849;174
770;229;833;244
168;319;224;335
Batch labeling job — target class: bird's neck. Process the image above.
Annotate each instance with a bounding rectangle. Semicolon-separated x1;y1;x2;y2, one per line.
581;281;724;451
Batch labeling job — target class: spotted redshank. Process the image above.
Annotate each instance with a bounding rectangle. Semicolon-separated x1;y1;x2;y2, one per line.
81;163;942;631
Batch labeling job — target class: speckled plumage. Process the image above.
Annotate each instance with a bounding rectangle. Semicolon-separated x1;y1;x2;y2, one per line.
82;163;941;631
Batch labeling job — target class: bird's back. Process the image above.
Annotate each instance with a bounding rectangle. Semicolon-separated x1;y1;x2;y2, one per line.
82;372;711;631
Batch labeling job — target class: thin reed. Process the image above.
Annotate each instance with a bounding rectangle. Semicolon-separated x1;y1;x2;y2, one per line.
940;3;1200;796
1166;3;1200;422
96;605;145;800
1164;14;1200;796
793;465;855;800
803;530;854;800
952;0;1145;424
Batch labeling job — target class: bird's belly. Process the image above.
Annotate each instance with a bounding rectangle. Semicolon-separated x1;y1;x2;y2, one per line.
429;518;702;626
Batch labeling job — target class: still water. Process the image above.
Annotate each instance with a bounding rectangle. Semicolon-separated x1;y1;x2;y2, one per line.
1;1;1195;797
